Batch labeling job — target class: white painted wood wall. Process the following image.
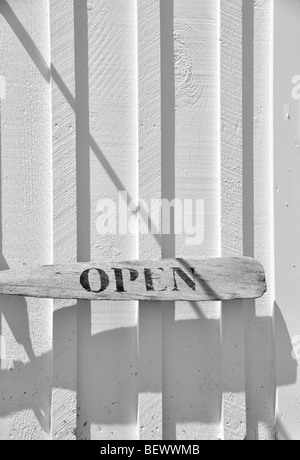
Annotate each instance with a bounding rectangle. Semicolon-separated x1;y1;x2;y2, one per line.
0;0;298;440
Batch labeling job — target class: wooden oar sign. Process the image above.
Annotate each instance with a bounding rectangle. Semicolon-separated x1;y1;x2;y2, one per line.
0;257;266;301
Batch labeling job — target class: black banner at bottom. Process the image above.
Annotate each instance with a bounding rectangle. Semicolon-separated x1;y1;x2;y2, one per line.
98;442;203;456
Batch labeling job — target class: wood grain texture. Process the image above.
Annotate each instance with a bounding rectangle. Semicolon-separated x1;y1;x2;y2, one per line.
76;0;138;440
50;0;77;440
0;257;266;301
0;0;278;441
220;0;246;440
244;0;276;440
0;0;52;440
274;0;300;441
162;0;222;440
137;0;162;440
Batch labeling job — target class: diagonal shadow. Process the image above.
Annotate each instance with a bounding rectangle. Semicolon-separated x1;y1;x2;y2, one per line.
0;0;160;242
178;258;221;300
0;1;50;83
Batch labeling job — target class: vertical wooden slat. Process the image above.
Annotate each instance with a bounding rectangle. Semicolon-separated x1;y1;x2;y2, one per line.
50;0;77;440
162;0;222;440
0;0;52;440
221;0;275;440
274;0;300;440
74;0;92;441
137;0;162;440
220;0;246;440
76;0;138;440
245;0;276;440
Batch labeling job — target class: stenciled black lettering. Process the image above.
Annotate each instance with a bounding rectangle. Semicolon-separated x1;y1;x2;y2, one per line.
80;268;109;293
144;268;166;292
112;268;125;292
111;268;139;293
144;269;154;291
172;267;196;291
130;269;139;282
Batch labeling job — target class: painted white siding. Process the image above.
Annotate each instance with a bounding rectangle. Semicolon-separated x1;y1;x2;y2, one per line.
0;0;298;440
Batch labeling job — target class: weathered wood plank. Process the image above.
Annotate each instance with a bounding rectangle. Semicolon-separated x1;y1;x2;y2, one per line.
137;0;163;440
0;258;266;302
50;0;77;440
0;0;52;440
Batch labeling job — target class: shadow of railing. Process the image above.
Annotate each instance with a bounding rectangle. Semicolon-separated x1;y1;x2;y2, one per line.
0;302;296;439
